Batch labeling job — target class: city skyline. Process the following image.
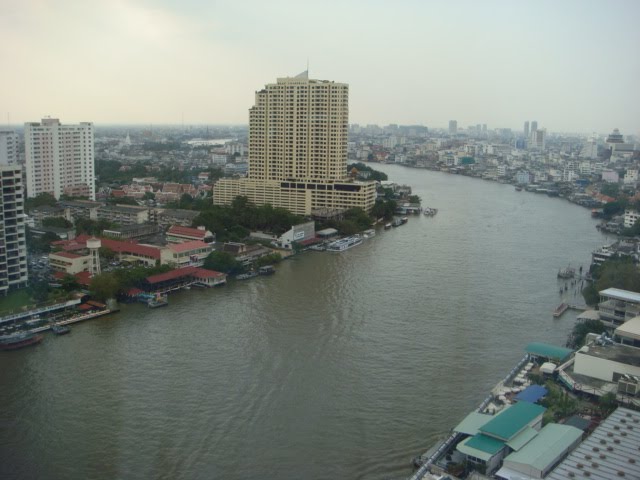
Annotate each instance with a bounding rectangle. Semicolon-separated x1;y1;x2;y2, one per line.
2;0;639;134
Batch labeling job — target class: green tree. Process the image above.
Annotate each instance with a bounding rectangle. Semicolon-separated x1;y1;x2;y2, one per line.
600;183;620;197
24;192;57;213
143;191;156;201
203;251;244;275
61;274;81;292
254;253;282;268
598;392;617;417
99;246;117;262
89;273;120;301
567;319;607;348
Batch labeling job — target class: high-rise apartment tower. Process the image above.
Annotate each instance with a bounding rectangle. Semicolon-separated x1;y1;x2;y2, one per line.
0;131;19;165
523;121;530;139
213;72;376;215
0;162;28;294
449;120;458;135
24;118;95;200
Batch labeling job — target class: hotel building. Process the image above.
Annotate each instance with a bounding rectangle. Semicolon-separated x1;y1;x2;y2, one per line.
213;72;376;215
24;118;95;200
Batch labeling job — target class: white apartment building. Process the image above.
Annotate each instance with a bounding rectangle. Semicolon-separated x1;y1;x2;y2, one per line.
24;118;95;200
624;169;638;185
624;209;640;229
0;164;28;294
0;131;19;165
214;72;376;215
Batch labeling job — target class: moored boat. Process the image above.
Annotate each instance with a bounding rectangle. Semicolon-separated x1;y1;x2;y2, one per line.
236;272;258;280
423;207;438;216
258;265;276;275
553;303;569;318
362;228;376;238
147;294;168;308
51;325;71;335
384;223;392;230
0;332;44;351
326;235;363;252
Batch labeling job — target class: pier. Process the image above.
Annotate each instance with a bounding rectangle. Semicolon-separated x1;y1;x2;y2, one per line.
409;354;529;480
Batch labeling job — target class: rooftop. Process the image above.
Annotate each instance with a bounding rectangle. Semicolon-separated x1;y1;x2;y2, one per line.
615;316;640;341
503;423;583;471
480;402;546;441
50;251;85;259
453;411;493;436
578;343;640;367
599;287;640;304
525;342;573;362
514;385;548;404
168;240;210;254
167;225;207;238
547;407;640;480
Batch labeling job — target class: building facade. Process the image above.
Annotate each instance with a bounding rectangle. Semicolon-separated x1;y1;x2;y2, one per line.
0;165;28;294
0;131;19;165
213;72;376;215
24;118;95;200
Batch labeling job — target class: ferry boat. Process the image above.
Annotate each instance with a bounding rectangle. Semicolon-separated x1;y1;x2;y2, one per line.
326;235;363;252
236;272;258;280
258;265;276;275
557;266;575;279
147;294;168;308
51;325;71;335
0;332;44;351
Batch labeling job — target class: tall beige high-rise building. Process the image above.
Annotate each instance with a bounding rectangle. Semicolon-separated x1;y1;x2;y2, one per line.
24;118;95;200
0;164;28;294
213;72;376;215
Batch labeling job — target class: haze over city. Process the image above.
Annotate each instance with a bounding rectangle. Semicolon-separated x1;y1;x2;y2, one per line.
2;0;639;133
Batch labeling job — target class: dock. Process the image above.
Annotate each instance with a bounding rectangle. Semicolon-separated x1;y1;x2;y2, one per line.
409;354;529;480
27;308;116;334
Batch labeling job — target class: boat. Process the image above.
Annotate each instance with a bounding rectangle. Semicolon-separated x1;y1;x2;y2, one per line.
515;186;523;191
553;303;569;318
401;216;408;224
392;218;403;227
557;266;575;279
423;207;438;216
362;229;376;238
258;265;275;275
0;332;44;351
236;272;258;280
384;223;392;230
326;235;363;252
147;294;168;308
51;325;71;335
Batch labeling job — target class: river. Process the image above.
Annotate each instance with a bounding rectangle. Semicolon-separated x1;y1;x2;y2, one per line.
0;165;609;480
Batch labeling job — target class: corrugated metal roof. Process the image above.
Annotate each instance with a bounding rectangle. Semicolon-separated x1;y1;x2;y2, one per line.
480;402;546;441
453;411;492;436
506;426;538;451
465;434;505;455
547;407;640;480
525;342;573;361
599;287;640;304
504;424;583;471
457;436;503;461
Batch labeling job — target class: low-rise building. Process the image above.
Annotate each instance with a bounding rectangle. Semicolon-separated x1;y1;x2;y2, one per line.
624;209;640;229
102;224;161;240
156;208;199;228
160;240;212;268
58;200;101;221
97;204;149;225
166;225;214;244
276;221;315;249
49;251;91;275
598;288;640;328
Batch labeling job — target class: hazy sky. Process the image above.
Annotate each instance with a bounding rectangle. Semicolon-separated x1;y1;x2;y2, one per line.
2;0;639;134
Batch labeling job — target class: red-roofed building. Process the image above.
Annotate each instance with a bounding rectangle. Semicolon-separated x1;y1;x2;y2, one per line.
142;266;226;292
166;225;215;244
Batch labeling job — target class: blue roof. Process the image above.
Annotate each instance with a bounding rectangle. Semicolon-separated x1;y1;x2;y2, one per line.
515;385;548;404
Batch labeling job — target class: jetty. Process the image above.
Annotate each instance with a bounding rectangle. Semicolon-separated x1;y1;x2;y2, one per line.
409;355;529;479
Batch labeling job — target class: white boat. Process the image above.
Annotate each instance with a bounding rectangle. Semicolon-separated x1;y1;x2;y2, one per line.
362;229;376;238
326;235;363;252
